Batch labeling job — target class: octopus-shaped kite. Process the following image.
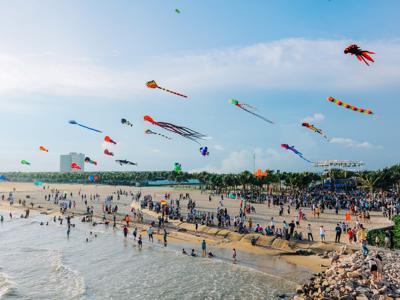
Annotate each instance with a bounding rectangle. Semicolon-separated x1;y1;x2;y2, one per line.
144;115;206;144
116;160;137;166
121;118;133;127
174;162;182;172
104;136;117;145
344;44;375;66
104;149;114;156
281;144;313;163
146;80;187;98
229;99;274;124
39;146;49;153
21;160;31;166
71;163;81;170
200;147;209;156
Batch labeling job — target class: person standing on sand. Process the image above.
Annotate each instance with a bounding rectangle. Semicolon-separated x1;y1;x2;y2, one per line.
163;228;168;247
319;225;326;243
133;227;137;240
307;224;313;241
67;224;71;237
201;240;207;257
335;223;342;243
147;226;154;242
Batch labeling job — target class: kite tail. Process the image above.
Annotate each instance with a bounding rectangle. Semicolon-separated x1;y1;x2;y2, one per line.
78;124;102;133
158;133;172;140
358;55;370;66
157;86;188;98
362;52;375;62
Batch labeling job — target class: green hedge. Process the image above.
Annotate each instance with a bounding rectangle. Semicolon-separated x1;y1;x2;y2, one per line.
367;215;400;248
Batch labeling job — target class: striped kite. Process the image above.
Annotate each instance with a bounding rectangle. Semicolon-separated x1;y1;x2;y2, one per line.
302;123;328;140
146;80;187;98
327;97;373;115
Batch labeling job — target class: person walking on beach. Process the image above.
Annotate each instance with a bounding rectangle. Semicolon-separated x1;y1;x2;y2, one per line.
147;226;154;243
123;225;128;238
67;225;71;237
201;240;207;257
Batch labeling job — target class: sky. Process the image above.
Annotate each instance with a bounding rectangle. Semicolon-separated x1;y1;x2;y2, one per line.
0;0;399;173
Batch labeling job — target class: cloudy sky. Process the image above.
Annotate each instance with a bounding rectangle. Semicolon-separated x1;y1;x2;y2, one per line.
0;0;399;173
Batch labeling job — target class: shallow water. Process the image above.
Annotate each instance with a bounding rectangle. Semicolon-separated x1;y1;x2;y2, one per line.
0;211;300;300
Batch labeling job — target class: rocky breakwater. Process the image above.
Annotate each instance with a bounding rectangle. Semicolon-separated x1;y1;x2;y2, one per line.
294;250;400;300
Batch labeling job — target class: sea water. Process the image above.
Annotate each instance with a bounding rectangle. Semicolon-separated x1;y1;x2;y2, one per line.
0;211;303;300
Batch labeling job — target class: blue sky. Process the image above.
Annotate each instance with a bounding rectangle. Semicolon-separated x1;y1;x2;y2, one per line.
0;0;399;173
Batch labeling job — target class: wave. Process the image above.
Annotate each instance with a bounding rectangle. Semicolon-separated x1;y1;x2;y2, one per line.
49;251;87;299
0;272;17;298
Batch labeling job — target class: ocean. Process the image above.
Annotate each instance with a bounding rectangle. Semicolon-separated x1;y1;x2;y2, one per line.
0;210;302;300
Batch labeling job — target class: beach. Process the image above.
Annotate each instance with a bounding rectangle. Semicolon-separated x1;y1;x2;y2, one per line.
0;182;393;299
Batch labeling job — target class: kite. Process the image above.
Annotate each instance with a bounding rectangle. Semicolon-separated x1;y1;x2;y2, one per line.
121;118;133;127
71;163;81;170
104;149;114;156
175;8;181;14
68;120;102;133
21;160;31;166
145;129;172;140
254;169;268;177
116;160;137;166
34;181;44;186
174;162;182;172
302;123;328;140
104;136;117;145
146;80;188;98
229;99;274;124
144;115;206;144
85;157;97;166
39;146;49;153
280;144;313;163
327;97;374;115
88;175;98;182
200;147;209;156
344;44;375;66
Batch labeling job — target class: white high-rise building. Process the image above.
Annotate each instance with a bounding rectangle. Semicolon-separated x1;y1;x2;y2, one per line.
59;152;85;173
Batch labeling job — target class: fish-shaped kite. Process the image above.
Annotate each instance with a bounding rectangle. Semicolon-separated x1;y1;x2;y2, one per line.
280;144;313;163
104;136;117;145
344;44;375;66
229;99;274;124
71;163;81;170
115;160;137;166
85;157;97;166
144;115;206;144
39;146;49;152
302;123;328;140
104;149;114;156
68;120;102;133
146;80;188;98
327;97;374;116
121;118;133;127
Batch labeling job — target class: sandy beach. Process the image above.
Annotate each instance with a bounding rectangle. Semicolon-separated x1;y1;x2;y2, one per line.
0;182;392;277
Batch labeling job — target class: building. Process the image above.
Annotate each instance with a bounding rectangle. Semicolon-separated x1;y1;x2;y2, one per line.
60;152;85;173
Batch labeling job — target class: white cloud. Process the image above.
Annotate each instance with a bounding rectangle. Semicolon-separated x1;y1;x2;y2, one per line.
213;144;224;151
302;113;325;123
329;137;382;149
0;38;400;103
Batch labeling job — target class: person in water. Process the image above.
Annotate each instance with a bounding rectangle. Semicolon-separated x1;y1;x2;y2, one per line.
123;226;128;238
191;249;197;257
208;252;215;258
132;227;137;240
138;235;143;249
182;248;187;255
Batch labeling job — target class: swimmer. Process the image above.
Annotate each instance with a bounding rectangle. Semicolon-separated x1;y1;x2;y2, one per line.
182;248;187;255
